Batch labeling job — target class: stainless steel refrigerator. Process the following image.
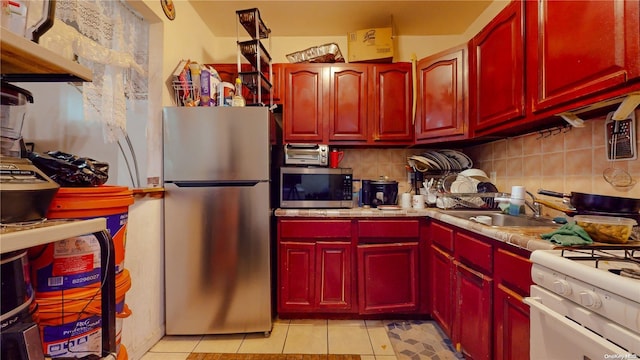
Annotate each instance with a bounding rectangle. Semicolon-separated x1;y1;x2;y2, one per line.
162;106;272;335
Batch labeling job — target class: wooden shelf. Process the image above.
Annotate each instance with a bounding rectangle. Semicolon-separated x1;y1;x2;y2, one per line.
1;28;92;82
132;187;165;199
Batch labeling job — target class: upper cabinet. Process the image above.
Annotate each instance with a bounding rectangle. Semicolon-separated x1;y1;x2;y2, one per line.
415;45;470;143
283;64;327;143
370;63;414;144
328;64;369;142
283;62;413;145
1;28;92;82
525;0;640;113
469;0;525;135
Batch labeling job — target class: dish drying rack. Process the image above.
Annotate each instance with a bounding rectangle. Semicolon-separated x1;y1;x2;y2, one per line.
434;191;511;210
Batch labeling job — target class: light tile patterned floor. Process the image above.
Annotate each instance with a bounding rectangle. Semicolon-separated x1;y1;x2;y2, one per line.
142;319;461;360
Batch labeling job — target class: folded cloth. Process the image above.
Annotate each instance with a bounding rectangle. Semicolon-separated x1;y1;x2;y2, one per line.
541;222;593;246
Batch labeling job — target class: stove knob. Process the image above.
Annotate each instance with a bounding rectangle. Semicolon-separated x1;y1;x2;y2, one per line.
552;279;572;295
579;290;602;309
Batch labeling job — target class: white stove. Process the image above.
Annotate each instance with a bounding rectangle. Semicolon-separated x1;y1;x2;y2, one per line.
525;248;640;359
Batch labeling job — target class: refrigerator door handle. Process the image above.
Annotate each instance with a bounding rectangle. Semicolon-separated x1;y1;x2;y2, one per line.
169;180;263;187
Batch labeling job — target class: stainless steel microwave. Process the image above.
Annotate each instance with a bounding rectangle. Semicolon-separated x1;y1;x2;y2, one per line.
280;167;353;208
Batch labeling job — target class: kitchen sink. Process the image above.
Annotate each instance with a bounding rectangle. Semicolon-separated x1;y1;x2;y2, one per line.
441;210;559;227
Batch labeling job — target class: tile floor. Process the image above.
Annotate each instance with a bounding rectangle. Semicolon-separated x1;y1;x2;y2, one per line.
141;319;399;360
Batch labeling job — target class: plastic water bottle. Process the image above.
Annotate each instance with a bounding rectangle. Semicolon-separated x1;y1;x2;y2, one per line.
232;78;246;107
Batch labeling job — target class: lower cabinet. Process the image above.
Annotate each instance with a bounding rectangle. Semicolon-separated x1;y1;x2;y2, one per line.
453;261;493;360
357;243;419;314
429;245;454;336
277;217;425;316
429;220;532;360
278;219;354;314
279;241;353;313
493;248;532;360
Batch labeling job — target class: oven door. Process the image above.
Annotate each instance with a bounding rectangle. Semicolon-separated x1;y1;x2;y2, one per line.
525;286;639;359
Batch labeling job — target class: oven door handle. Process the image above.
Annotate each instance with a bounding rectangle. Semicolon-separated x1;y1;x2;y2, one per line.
524;296;629;352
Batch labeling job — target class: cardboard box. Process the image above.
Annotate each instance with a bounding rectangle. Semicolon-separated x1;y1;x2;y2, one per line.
347;27;394;63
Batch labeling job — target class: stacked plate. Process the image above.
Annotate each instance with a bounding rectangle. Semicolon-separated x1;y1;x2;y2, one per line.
408;149;473;172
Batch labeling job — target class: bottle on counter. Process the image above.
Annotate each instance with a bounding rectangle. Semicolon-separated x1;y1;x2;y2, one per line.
231;78;246;107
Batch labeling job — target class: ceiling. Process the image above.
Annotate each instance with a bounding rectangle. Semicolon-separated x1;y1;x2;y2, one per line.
187;1;494;37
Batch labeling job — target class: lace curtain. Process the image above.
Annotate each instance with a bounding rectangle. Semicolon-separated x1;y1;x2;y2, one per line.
53;0;148;142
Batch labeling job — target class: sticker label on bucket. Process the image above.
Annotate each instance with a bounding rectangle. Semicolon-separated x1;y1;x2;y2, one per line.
42;315;102;358
32;235;102;292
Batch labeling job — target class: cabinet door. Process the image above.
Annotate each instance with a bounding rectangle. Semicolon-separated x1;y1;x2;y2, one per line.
328;65;369;142
429;245;454;337
271;63;283;103
279;242;315;312
357;243;419;314
316;242;353;311
454;261;493;360
470;0;525;133
416;45;469;142
526;0;640;113
283;64;328;143
371;63;413;143
494;284;530;360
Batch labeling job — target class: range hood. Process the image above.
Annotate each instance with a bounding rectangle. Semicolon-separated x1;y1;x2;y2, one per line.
557;91;640;127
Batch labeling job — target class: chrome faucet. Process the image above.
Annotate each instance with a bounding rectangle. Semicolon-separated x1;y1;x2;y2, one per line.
524;191;542;218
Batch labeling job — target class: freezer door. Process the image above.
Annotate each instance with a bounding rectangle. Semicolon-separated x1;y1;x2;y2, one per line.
163;107;270;181
164;181;272;334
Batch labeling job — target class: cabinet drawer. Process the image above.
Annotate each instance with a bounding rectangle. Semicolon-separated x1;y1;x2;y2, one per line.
279;219;352;240
358;220;420;241
494;248;532;296
456;232;492;274
430;221;454;253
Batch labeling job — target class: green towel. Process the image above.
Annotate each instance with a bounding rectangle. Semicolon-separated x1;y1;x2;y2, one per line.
541;222;593;246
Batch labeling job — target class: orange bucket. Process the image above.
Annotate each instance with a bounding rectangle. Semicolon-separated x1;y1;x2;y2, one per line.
29;186;134;292
36;270;132;358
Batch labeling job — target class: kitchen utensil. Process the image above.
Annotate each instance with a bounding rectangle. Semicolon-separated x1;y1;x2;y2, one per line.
400;192;412;209
603;167;637;191
537;189;640;214
329;148;344;168
476;181;498;209
412;194;425;209
535;198;640;223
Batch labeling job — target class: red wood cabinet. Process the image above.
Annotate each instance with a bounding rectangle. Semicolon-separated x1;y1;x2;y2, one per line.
278;219;354;313
271;63;283;103
469;0;525;134
429;244;455;337
526;0;640;114
328;64;369;142
416;45;470;143
280;242;315;310
277;218;426;316
429;220;532;360
371;63;414;143
283;64;328;143
454;261;493;360
493;248;532;360
357;243;419;314
282;63;413;145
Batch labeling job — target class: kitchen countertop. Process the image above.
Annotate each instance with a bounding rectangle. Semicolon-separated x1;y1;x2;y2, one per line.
274;207;560;252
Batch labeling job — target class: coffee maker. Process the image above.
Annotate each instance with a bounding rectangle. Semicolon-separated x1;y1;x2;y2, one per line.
362;179;399;208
